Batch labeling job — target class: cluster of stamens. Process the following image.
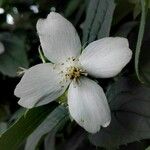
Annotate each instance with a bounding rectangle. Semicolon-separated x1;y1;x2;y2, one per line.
65;66;87;80
58;57;87;85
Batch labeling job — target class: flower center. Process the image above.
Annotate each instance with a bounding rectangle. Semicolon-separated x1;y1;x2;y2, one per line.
65;66;84;80
58;57;88;84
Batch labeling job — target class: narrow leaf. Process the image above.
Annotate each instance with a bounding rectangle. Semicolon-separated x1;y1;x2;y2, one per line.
135;0;149;82
25;106;69;150
65;0;84;17
82;0;116;44
138;11;150;86
0;104;57;150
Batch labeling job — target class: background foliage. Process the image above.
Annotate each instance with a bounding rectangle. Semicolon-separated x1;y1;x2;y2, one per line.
0;0;150;150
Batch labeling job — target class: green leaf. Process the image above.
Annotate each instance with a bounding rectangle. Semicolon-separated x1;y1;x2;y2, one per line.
61;129;86;150
0;33;29;77
135;0;149;82
25;106;69;150
128;0;150;8
0;123;7;134
44;130;56;150
65;0;84;17
0;105;10;122
128;0;150;18
138;11;150;86
0;103;57;150
146;146;150;150
73;2;86;26
82;0;116;44
115;21;138;37
133;2;141;18
112;0;135;25
9;108;26;125
89;77;150;149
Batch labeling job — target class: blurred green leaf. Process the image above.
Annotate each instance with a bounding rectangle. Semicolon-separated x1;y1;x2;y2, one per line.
73;2;86;26
115;21;138;37
133;1;141;18
128;0;150;8
135;0;149;83
65;0;84;17
0;105;10;122
25;106;69;150
146;146;150;150
0;122;7;134
0;33;29;77
113;0;134;25
44;130;56;150
61;129;86;150
82;0;116;44
139;11;150;86
0;103;57;150
9;108;26;125
89;77;150;149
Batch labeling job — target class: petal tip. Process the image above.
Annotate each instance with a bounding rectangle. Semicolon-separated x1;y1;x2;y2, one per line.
14;84;20;97
102;120;111;128
88;127;101;134
47;12;61;19
18;99;33;109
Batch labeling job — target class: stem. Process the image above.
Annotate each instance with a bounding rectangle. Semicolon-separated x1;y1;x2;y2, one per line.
135;0;148;83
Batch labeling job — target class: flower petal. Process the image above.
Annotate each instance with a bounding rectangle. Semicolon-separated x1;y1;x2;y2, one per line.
68;77;111;133
0;42;5;54
36;12;81;63
79;37;132;78
14;63;69;108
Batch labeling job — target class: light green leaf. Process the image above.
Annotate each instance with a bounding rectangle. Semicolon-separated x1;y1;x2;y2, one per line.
82;0;116;44
0;123;7;134
0;33;29;77
89;77;150;149
146;146;150;150
135;0;149;82
0;103;57;150
25;106;69;150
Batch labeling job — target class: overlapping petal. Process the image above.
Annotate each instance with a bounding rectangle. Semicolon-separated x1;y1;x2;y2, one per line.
68;77;111;133
79;37;132;78
36;12;81;63
14;63;69;108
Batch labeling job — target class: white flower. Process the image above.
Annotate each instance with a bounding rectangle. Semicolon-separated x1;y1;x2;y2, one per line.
0;41;5;55
14;12;132;133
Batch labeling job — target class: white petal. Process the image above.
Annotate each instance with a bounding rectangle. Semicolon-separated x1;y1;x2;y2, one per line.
0;42;5;54
14;63;69;108
36;12;81;63
68;77;111;133
79;37;132;78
